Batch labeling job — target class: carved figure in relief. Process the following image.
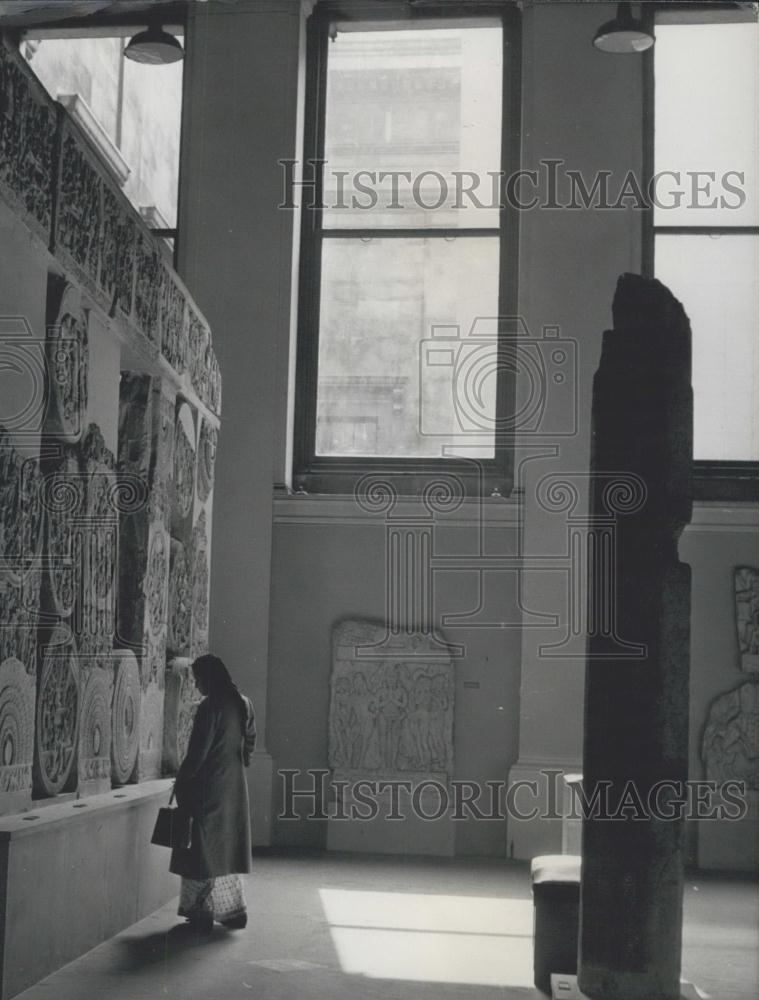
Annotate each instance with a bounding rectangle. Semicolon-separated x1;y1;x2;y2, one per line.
429;673;450;769
168;540;191;655
331;676;354;768
351;673;378;769
196;421;218;504
172;404;196;535
702;681;759;790
735;566;759;672
407;673;433;770
376;666;408;771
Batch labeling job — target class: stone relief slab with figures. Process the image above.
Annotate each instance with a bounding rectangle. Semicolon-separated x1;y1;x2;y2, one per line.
329;619;455;779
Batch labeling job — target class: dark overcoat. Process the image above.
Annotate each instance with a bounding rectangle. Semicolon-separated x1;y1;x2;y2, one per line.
170;690;256;879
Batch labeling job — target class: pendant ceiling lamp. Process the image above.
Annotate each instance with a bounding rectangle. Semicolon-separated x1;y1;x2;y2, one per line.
124;24;184;65
593;3;655;54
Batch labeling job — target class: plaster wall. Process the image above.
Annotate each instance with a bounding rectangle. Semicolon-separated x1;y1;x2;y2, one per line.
267;502;523;856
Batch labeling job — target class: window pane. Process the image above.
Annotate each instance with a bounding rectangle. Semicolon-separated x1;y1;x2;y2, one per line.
656;233;759;461
23;36;183;228
654;23;759;226
322;23;503;229
315;237;500;459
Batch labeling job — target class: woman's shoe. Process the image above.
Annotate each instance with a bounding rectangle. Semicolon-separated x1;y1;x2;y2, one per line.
221;913;247;930
187;913;214;933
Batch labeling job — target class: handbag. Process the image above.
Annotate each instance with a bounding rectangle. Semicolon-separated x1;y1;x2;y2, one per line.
151;788;192;850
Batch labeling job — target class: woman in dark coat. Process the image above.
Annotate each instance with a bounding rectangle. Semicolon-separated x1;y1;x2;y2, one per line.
170;654;256;930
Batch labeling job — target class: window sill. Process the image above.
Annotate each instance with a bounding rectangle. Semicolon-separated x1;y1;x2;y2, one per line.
272;489;521;527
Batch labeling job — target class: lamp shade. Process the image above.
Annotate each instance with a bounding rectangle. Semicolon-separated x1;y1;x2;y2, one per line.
124;25;184;65
593;3;654;54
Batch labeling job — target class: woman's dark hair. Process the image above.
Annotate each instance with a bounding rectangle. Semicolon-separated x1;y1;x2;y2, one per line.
191;654;238;699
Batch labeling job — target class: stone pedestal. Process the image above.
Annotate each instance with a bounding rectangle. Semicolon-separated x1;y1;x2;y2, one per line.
578;275;693;1000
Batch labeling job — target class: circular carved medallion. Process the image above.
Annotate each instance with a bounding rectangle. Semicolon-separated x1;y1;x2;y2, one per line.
111;650;140;785
35;632;79;797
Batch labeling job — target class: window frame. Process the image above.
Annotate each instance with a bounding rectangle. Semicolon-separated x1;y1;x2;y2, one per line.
647;4;759;501
293;1;522;497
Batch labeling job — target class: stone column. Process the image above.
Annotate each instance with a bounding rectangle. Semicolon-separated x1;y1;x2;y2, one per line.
578;274;693;1000
177;0;310;843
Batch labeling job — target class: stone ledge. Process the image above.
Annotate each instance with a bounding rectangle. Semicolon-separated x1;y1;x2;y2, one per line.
0;778;178;1000
0;778;173;840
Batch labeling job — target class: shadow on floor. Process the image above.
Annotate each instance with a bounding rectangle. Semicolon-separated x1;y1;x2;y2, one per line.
112;922;234;972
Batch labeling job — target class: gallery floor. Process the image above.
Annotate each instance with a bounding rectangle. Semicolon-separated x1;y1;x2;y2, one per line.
15;853;759;1000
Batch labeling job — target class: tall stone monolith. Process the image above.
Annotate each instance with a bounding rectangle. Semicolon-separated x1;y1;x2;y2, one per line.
578;273;693;1000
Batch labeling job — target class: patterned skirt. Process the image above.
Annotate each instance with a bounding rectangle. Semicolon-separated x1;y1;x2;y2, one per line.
178;874;247;923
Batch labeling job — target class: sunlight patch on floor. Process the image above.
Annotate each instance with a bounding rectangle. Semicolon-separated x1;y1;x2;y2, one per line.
319;888;535;988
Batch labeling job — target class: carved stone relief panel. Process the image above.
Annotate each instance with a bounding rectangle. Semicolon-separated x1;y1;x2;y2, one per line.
0;429;43;674
39;447;84;624
134;233;161;344
171;402;196;540
162;657;201;774
208;347;222;415
116;377;172;665
167;539;191;657
188;308;210;403
0;427;43;587
735;567;759;673
144;527;169;672
190;512;209;660
116;378;174;779
44;280;89;443
77;662;113;794
33;628;80;798
136;678;164;781
79;424;117;659
196;420;218;505
111;649;140;785
329;619;455;779
702;681;759;790
56;126;102;282
99;186;135;318
0;657;36;814
0;38;56;238
160;271;187;376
